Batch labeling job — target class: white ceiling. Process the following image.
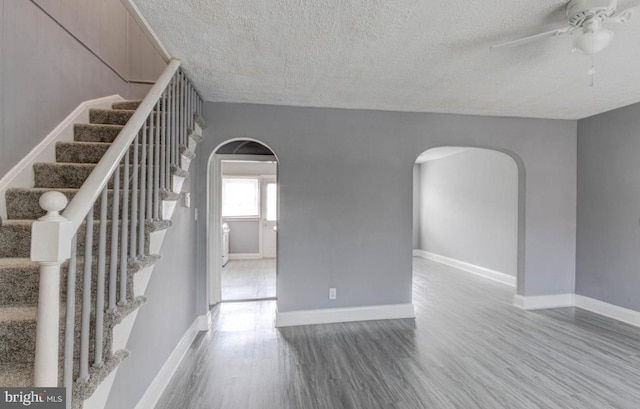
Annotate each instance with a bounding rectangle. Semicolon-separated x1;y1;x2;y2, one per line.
135;0;640;119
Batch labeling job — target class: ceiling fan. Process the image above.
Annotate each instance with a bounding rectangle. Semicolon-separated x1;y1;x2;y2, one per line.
490;0;637;55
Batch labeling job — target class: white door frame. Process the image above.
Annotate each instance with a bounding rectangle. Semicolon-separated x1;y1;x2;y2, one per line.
261;175;277;259
207;154;277;306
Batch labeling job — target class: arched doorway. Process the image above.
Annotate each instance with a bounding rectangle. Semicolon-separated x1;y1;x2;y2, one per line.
207;139;279;305
412;146;525;297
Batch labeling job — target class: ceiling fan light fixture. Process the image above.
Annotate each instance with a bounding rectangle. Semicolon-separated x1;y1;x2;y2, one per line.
572;28;614;54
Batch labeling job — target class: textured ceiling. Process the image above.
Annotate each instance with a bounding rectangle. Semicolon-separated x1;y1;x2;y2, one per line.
134;0;640;119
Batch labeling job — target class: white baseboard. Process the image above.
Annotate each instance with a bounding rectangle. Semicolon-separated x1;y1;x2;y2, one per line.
0;95;125;219
575;295;640;327
197;310;213;331
514;293;640;330
134;312;210;409
513;294;575;310
413;249;516;287
229;253;262;260
276;303;415;327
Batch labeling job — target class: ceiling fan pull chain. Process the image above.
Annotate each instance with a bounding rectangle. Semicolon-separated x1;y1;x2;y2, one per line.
589;55;596;87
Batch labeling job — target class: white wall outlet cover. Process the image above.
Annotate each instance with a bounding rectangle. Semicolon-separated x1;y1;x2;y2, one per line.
329;287;337;300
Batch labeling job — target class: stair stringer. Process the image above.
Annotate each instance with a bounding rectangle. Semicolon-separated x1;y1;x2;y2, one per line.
81;141;201;409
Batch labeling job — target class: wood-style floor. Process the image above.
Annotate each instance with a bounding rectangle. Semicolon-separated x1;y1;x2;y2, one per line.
156;257;640;409
221;259;276;301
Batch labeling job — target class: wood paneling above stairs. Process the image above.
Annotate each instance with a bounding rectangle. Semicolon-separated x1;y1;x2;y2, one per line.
0;100;181;405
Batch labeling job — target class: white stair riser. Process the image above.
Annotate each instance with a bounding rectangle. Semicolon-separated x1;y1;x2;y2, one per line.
180;154;192;171
172;175;185;194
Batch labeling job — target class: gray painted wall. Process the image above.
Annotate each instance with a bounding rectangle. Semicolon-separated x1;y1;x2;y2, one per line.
418;149;518;277
105;170;199;409
577;101;640;311
0;0;165;177
412;164;420;249
197;103;577;314
226;220;260;254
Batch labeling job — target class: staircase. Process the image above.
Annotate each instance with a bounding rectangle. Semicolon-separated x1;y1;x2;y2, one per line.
0;60;204;408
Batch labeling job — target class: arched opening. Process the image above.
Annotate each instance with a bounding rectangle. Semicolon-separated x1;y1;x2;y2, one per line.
412;146;525;307
207;139;279;305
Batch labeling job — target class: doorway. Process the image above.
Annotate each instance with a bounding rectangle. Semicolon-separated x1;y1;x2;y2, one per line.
208;140;279;305
412;146;520;290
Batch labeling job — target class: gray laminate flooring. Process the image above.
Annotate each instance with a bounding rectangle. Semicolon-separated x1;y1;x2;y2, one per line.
156;257;640;409
221;259;276;301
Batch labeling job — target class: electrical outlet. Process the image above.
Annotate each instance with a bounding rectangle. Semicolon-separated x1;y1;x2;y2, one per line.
329;287;337;300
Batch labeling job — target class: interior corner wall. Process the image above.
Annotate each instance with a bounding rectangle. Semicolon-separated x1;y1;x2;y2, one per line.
577;101;640;312
412;164;420;249
418;149;518;276
105;166;199;409
0;0;166;177
196;103;577;314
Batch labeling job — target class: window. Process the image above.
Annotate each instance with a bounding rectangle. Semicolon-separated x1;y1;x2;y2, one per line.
222;178;260;217
266;183;277;221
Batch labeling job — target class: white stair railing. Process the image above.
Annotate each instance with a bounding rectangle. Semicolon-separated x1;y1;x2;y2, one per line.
30;59;204;407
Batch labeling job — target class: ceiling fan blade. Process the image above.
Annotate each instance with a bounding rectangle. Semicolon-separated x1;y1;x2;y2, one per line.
606;2;640;23
490;27;573;50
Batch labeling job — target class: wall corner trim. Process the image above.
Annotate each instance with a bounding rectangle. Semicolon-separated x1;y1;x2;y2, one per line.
513;294;575;310
413;249;516;287
275;303;415;328
134;312;210;409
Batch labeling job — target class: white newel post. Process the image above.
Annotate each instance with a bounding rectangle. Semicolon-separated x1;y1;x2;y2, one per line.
31;192;73;387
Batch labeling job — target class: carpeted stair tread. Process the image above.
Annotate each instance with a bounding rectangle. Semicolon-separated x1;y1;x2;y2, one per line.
0;218;171;258
0;257;39;270
160;189;180;201
56;142;159;165
112;100;166;112
73;349;129;404
0;254;160;307
0;305;37;323
33;163;131;189
0;258;39;306
6;188;88;220
6;187;163;220
148;219;171;232
89;109;134;126
194;113;207;129
34;163;98;189
0;364;32;387
56;142;111;164
179;145;196;160
1;296;146;367
74;124;123;143
170;165;188;178
188;129;203;144
112;100;142;110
